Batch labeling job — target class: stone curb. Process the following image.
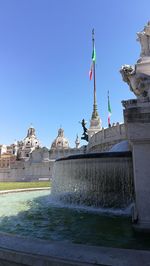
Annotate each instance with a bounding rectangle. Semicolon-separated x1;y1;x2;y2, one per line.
0;233;149;265
0;187;50;194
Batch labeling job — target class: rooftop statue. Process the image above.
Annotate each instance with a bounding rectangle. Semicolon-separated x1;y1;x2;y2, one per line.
120;22;150;98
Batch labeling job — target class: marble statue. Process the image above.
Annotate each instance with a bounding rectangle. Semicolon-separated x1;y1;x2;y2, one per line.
120;22;150;98
120;64;150;97
137;21;150;58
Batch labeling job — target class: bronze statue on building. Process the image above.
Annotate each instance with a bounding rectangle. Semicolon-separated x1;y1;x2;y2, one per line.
81;119;88;142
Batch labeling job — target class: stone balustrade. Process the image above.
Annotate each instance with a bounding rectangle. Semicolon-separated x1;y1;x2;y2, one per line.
87;123;127;152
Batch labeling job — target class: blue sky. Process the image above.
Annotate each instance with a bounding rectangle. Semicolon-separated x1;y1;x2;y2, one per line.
0;0;149;148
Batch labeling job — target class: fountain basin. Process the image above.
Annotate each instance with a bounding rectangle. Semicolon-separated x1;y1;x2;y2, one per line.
0;189;150;265
0;189;150;251
52;152;134;208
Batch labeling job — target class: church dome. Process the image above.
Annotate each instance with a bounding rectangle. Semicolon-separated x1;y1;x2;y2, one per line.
17;125;41;160
51;128;69;150
23;125;40;149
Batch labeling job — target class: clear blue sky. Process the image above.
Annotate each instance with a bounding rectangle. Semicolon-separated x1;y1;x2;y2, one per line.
0;0;149;147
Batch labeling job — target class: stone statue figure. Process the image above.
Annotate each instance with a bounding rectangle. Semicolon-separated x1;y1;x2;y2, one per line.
137;21;150;57
120;65;150;98
80;119;88;142
120;22;150;98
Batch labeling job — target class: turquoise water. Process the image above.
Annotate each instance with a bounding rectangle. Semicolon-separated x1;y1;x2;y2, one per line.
0;189;150;250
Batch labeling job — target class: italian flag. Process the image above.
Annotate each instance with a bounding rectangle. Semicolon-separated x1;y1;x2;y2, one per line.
108;91;112;127
89;63;93;80
92;45;96;62
89;46;96;80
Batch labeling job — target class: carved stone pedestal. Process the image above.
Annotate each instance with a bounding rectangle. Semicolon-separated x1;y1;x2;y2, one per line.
123;98;150;231
88;117;102;139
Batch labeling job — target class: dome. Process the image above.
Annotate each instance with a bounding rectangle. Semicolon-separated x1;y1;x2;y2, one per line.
16;125;41;160
23;125;40;149
51;128;69;150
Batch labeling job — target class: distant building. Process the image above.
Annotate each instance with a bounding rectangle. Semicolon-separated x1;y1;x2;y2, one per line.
0;145;7;155
17;125;41;160
0;125;82;180
0;123;128;180
49;128;82;160
51;128;70;150
0;154;16;169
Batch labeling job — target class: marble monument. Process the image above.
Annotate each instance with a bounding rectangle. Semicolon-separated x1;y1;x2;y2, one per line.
121;21;150;231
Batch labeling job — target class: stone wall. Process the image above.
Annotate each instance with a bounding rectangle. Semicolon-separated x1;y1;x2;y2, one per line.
87;123;127;152
0;146;84;182
0;145;86;182
49;147;84;160
0;160;54;182
0;148;55;182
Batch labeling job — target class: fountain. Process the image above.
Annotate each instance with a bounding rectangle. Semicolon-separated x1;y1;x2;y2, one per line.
52;152;134;209
0;22;150;265
52;21;150;233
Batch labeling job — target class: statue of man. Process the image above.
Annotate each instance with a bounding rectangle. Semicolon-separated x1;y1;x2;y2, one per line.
144;21;150;35
137;21;150;57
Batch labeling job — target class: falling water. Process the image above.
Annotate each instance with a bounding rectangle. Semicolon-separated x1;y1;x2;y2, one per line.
52;152;134;208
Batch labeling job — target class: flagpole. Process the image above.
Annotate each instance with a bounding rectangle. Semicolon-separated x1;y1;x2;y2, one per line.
89;29;102;136
92;29;98;119
92;29;96;109
108;90;109;127
108;90;112;128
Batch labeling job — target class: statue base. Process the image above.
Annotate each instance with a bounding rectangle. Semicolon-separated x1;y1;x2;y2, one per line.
88;117;102;139
123;98;150;232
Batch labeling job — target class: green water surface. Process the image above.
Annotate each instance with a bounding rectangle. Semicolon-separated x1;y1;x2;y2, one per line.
0;190;149;250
